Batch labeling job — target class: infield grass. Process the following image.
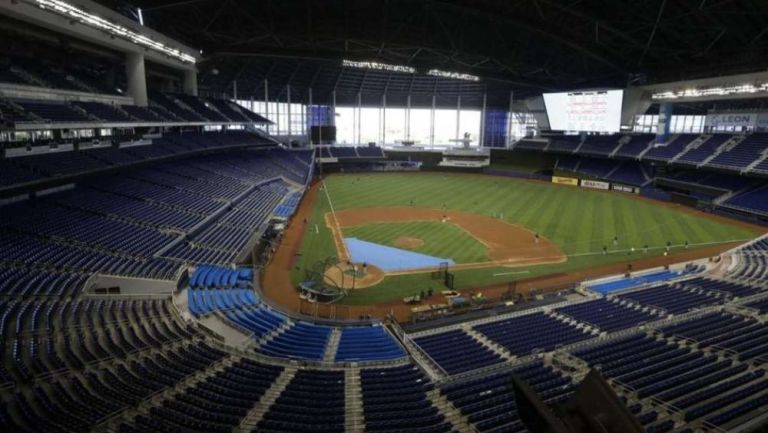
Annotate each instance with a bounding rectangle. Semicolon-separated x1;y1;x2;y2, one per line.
292;172;763;304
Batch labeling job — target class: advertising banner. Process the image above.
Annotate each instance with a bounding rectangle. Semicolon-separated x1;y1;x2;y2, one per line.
705;112;759;129
552;176;579;186
580;179;610;190
611;184;639;194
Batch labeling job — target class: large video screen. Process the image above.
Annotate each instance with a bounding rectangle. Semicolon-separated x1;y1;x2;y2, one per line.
543;90;623;133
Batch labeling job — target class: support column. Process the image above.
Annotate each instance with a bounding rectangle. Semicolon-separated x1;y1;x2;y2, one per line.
308;87;314;146
507;90;514;148
656;102;673;144
480;93;487;147
287;85;292;137
381;93;386;145
456;95;461;142
264;79;269;134
183;68;198;96
125;52;148;107
430;94;436;148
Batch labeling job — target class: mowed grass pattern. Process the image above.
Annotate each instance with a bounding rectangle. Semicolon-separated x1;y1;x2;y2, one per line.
293;173;763;304
343;221;489;264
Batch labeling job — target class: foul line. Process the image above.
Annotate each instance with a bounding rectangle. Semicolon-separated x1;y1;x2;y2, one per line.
320;179;350;261
492;270;531;277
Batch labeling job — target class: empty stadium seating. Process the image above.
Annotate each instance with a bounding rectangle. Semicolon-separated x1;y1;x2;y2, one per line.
474;312;592;356
414;329;503;375
555;298;658;332
187;266;405;363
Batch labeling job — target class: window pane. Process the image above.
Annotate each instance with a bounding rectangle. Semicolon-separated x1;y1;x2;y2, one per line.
359;107;380;144
335;107;355;144
458;110;481;146
409;109;431;146
384;108;406;144
433;109;457;145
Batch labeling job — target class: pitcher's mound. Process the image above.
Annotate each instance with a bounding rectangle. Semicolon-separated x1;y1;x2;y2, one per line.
394;236;425;250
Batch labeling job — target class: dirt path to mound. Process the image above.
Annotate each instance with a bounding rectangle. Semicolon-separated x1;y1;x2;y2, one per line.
328;207;567;273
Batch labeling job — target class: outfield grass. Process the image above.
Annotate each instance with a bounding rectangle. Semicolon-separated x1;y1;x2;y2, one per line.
344;221;489;263
292;173;763;304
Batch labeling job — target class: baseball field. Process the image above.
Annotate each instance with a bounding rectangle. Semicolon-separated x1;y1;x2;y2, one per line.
280;172;763;306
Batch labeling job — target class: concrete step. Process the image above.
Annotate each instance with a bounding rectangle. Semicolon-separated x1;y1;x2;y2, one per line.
345;367;365;433
234;365;298;433
462;327;515;361
426;389;476;433
94;353;235;432
324;328;342;362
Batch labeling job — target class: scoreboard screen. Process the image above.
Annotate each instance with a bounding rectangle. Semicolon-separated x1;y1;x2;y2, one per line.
543;90;623;133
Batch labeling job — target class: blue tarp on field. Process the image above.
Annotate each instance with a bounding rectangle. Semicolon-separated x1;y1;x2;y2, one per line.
344;237;455;272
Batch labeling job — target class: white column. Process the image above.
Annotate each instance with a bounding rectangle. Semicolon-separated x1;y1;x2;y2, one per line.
430;94;436;148
357;92;362;144
264;79;270;134
507;90;514;148
126;52;148;107
308;87;314;146
182;68;198;96
287;85;292;137
456;95;461;141
381;94;386;145
405;94;411;142
480;93;487;147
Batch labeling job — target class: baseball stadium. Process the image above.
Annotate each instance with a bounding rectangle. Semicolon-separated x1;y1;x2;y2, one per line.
3;1;768;433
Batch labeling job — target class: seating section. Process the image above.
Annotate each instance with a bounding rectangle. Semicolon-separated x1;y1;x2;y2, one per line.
676;134;731;165
2;91;266;126
0;159;43;187
442;362;574;433
614;134;654;158
316;146;385;159
414;330;503;375
660;312;768;362
643;134;699;161
261;322;332;361
15;101;91;122
122;358;283;433
1;131;293;188
679;277;761;298
725;184;768;214
707;134;768;169
572;334;767;425
274;192;302;217
71;101;133;122
257;370;346;433
617;283;727;314
1;145;312;282
547;135;582;153
555;298;658;332
605;161;650;185
361;364;454;433
187;266;404;362
474;312;592;356
579;134;620;156
513;139;547;151
335;326;406;362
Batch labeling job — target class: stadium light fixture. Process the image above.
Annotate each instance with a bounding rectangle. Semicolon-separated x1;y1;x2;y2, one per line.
652;83;768;100
31;0;196;64
137;7;143;26
342;59;416;74
426;69;480;82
